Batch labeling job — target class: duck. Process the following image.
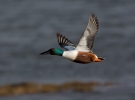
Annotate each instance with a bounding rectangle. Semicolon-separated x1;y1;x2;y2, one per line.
40;14;105;64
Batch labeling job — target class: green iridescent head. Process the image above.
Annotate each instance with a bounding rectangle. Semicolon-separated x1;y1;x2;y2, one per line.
51;48;63;56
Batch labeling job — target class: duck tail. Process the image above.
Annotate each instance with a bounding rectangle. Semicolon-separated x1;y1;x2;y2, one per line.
98;57;106;60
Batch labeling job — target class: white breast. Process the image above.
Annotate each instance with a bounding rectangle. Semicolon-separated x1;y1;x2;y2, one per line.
62;50;78;61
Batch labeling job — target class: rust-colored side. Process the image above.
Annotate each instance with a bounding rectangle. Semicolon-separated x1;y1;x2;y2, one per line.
74;52;96;64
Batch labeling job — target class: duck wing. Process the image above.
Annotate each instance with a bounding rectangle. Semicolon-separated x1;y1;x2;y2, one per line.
57;33;75;50
75;14;99;52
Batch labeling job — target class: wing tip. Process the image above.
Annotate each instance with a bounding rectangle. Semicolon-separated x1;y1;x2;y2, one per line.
57;32;61;37
56;33;74;46
89;13;99;31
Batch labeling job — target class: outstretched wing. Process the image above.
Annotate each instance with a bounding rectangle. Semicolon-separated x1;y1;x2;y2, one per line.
57;33;75;50
75;14;99;52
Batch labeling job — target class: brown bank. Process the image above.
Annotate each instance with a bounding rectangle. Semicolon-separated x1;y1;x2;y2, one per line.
0;81;115;96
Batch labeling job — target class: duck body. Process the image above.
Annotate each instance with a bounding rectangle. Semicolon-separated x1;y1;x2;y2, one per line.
63;50;102;64
40;48;104;64
40;14;105;64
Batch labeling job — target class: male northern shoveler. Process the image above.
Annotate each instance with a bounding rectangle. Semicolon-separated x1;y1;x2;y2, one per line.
40;14;105;64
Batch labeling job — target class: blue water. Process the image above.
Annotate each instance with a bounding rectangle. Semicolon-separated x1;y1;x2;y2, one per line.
0;0;135;100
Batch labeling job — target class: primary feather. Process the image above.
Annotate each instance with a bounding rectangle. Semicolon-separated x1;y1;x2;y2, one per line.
57;33;75;50
75;14;99;52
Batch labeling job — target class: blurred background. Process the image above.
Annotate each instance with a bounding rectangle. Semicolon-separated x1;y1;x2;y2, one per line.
0;0;135;100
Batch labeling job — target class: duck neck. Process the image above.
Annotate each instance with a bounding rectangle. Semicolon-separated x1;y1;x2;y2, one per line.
51;48;63;56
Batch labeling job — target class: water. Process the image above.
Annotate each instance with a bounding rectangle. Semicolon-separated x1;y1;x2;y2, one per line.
0;0;135;100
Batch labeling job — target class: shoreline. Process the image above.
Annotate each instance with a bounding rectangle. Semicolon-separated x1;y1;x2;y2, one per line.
0;81;115;96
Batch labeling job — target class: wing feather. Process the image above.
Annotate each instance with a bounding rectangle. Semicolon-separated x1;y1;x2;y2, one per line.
57;33;75;50
75;14;99;52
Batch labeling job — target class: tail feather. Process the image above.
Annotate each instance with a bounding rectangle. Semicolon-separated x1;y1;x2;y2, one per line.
98;57;105;60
